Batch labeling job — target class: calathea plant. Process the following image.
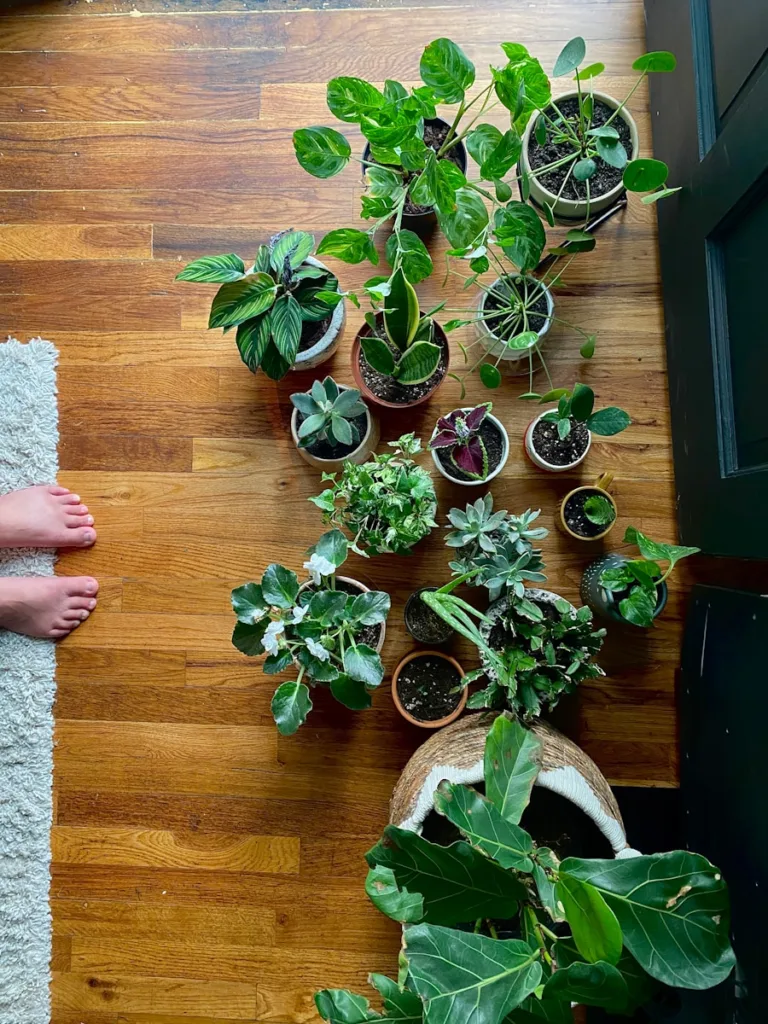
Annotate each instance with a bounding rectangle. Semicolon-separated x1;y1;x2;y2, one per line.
176;231;348;380
428;404;493;480
290;377;367;451
309;435;437;556
316;715;735;1024
534;381;631;439
231;529;390;735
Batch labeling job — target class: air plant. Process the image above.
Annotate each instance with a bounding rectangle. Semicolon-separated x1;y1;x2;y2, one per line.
428;403;493;480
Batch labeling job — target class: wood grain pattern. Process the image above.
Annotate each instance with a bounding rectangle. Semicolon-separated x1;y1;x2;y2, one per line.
0;0;701;1020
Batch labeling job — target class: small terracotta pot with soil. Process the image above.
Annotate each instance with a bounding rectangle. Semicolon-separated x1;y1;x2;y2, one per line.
351;314;450;410
430;408;509;486
404;588;454;646
299;576;386;653
391;650;467;729
520;91;639;222
559;473;617;542
290;384;380;474
476;275;554;374
292;256;347;371
525;409;591;472
363;117;468;233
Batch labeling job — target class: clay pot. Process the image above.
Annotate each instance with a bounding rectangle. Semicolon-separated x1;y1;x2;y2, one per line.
350;317;449;410
391;649;467;729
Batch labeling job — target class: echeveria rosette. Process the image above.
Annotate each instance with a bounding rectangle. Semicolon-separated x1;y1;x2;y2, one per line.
430;404;492;480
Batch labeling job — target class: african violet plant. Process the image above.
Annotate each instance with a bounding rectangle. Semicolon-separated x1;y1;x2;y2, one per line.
176;230;346;379
310;435;437;556
290;377;367;451
231;529;390;735
316;715;735;1024
428;404;493;480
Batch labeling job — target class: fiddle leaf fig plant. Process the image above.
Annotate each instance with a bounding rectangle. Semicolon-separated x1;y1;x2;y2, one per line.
176;230;346;380
316;716;736;1024
231;529;390;735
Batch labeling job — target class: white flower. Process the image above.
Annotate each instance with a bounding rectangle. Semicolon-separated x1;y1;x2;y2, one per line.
251;607;267;624
305;637;331;662
303;552;336;585
290;604;309;624
262;619;285;656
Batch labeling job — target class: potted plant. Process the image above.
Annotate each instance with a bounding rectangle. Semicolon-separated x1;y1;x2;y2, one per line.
559;472;617;541
351;268;449;409
404;587;454;645
582;525;699;628
230;529;390;735
525;382;631;472
520;37;679;223
428;403;509;485
316;716;735;1024
391;649;467;729
309;434;438;556
289;376;379;473
175;230;347;378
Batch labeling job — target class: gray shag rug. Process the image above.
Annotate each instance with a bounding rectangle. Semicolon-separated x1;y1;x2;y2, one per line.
0;339;59;1024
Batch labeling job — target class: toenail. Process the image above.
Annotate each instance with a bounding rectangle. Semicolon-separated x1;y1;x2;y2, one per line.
86;515;94;525
72;495;80;502
80;610;89;620
88;599;96;610
83;530;95;542
86;581;97;594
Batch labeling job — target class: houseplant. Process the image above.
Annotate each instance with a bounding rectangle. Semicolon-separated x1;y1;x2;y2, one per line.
231;529;390;735
316;716;735;1024
428;403;509;485
559;472;617;541
176;230;346;378
525;382;631;471
391;649;467;729
309;434;438;556
404;587;454;645
582;526;699;628
352;267;449;408
289;376;379;473
520;37;679;223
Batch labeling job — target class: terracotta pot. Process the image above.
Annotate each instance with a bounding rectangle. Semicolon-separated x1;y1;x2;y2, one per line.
558;472;617;541
476;275;554;373
430;408;509;486
298;575;386;653
520;91;640;222
581;553;668;628
391;649;467;729
404;588;454;645
351;317;449;410
524;409;591;473
290;384;380;473
292;256;346;371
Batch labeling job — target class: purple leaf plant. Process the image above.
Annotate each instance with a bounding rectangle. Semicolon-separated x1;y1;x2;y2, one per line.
429;404;492;480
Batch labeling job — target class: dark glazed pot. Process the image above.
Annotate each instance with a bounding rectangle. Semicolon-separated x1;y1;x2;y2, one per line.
580;553;668;627
404;587;454;646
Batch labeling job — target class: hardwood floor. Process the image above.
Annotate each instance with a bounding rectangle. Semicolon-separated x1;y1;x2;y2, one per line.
0;0;689;1020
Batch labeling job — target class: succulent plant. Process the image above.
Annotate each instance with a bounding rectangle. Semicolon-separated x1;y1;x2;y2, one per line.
290;377;367;450
429;403;493;479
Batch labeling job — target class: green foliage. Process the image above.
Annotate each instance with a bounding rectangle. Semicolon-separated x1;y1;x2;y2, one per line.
290;377;368;451
176;231;343;380
584;494;616;527
309;436;438;557
230;529;389;734
599;527;699;627
318;717;734;1023
537;382;631;440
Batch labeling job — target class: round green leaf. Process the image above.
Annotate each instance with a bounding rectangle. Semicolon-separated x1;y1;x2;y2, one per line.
261;563;299;608
331;673;373;710
271;681;312;735
479;363;502;389
420;37;475;103
507;330;540;351
176;253;245;284
231;582;266;622
553;36;586;77
293;126;351;179
466;123;503;166
311;528;348;569
578;61;605;80
231;619;268;656
586;406;631;436
574;157;597;181
595;135;628;169
632;50;677;73
349;590;390;626
570;382;595;421
623;158;669;192
326;76;385;122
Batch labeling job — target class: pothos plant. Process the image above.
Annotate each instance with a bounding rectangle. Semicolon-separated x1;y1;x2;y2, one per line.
316;715;735;1024
309;435;437;556
176;230;346;380
231;529;390;735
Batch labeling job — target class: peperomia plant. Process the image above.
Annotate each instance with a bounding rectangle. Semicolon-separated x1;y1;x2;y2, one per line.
534;382;631;439
310;435;437;556
290;377;367;451
585;493;616;528
428;404;493;480
231;529;390;735
600;526;699;627
316;715;735;1024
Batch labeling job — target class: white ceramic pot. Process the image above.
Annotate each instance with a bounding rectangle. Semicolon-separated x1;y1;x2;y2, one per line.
292;256;346;371
430;409;509;486
476;275;553;370
520;91;640;221
525;408;591;473
290;384;379;473
298;575;386;654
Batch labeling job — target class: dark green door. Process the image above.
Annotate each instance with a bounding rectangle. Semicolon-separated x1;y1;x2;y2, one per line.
645;0;768;557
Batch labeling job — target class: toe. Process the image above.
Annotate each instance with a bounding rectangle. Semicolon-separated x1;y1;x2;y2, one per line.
66;513;94;527
63;608;90;623
65;576;99;598
48;628;70;638
49;485;70;497
66;504;89;517
68;527;97;548
58;492;81;505
68;597;97;612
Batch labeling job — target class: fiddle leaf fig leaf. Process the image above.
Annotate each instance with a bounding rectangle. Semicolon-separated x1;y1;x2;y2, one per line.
434;781;534;871
555;873;623;965
365;865;424;924
483;714;541;824
315;989;382;1023
543;960;630;1013
368;974;424;1021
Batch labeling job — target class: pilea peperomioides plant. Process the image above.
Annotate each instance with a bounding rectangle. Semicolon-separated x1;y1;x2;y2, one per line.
316;716;735;1024
231;529;390;735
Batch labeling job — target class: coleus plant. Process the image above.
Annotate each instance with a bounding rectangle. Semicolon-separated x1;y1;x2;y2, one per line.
428;403;494;480
600;526;699;627
316;716;735;1024
533;382;631;439
290;377;367;451
231;529;390;735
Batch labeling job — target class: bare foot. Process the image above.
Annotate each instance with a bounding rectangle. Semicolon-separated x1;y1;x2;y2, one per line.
0;576;98;639
0;485;96;549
